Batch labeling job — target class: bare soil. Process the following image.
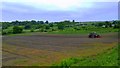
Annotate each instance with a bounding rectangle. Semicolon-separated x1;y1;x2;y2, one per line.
2;32;118;66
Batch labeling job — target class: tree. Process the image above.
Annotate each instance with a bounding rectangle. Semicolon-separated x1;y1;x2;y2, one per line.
2;30;7;35
24;25;31;29
45;25;50;29
91;23;95;26
13;26;23;34
98;23;103;26
2;22;10;29
45;20;49;24
72;20;75;23
105;21;112;27
114;24;120;29
63;20;70;23
30;29;34;32
32;25;41;29
11;20;20;25
31;20;36;23
37;21;44;24
58;24;64;30
112;21;117;24
49;23;54;27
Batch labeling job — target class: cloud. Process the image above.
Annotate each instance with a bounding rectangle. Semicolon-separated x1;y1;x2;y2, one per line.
2;0;119;11
2;0;93;11
1;0;118;22
2;0;119;2
2;2;35;13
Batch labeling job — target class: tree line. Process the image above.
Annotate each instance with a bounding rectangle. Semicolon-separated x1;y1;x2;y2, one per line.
1;20;120;35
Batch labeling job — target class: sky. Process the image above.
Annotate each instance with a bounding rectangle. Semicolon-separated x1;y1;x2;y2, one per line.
0;0;119;22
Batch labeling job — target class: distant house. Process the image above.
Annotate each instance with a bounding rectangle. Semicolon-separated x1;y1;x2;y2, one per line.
75;23;87;26
112;24;115;27
102;25;105;28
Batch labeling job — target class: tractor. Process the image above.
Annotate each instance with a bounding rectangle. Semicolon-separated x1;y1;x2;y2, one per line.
88;32;101;38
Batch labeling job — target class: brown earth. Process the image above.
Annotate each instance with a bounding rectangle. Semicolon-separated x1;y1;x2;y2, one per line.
2;32;118;66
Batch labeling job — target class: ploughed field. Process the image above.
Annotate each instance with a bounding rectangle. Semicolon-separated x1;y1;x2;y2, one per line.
2;33;118;66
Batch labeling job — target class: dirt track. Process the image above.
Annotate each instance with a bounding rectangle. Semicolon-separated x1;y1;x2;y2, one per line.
2;32;118;66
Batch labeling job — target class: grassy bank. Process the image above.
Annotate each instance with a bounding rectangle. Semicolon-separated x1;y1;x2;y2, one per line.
52;45;118;67
3;27;119;36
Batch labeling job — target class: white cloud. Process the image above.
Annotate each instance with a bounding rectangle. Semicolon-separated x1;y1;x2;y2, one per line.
25;0;94;11
2;0;92;11
2;0;119;11
2;0;119;2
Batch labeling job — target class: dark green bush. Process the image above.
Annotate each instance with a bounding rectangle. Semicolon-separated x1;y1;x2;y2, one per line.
30;29;34;32
2;31;7;35
13;26;23;34
58;25;64;30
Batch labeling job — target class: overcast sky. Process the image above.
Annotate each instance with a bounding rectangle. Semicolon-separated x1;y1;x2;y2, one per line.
1;0;119;22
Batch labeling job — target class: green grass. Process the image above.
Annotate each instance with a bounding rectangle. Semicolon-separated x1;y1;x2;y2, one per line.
2;25;119;36
48;27;119;35
52;45;118;67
